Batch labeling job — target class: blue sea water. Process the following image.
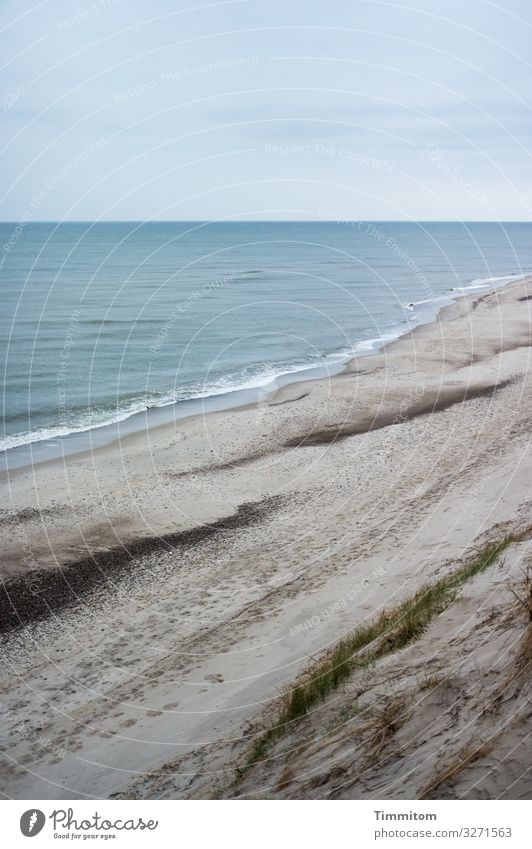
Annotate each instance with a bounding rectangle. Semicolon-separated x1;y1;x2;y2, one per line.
1;221;531;464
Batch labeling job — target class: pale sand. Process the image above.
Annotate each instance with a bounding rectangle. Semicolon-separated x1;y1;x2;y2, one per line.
0;277;531;799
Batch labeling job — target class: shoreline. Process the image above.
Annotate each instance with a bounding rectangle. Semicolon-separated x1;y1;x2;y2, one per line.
1;272;532;799
1;275;531;581
1;272;525;474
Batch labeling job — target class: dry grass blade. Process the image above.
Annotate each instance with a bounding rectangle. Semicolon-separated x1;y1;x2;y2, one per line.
232;528;530;784
419;740;497;799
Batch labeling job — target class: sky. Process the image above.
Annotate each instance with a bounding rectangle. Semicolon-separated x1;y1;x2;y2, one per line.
1;0;531;221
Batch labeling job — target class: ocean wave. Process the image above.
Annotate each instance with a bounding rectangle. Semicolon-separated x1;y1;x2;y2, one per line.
451;273;528;293
0;356;343;452
0;398;155;452
401;295;449;311
3;271;527;455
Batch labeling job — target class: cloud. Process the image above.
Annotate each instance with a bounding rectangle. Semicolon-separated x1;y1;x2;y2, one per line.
1;0;531;220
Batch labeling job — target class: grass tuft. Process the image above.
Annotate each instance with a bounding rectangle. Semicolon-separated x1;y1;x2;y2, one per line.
357;695;410;762
419;740;497;798
235;529;528;781
510;565;532;623
419;671;446;691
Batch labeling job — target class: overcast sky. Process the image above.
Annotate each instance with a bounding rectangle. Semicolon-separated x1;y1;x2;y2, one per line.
1;0;531;221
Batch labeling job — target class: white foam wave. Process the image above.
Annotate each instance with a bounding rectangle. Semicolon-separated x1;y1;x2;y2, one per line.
452;272;528;293
0;358;340;452
4;271;528;455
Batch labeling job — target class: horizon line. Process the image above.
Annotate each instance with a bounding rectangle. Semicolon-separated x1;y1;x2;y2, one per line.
1;219;531;225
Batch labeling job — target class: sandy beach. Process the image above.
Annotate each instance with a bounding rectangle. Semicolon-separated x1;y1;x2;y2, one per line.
1;275;532;800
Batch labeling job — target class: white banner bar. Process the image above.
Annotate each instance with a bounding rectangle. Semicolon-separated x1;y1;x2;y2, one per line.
2;799;530;848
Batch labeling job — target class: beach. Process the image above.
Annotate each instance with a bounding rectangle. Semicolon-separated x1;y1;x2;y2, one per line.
1;275;532;800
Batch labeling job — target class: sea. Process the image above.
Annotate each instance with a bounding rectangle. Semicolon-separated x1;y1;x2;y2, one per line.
1;221;531;469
